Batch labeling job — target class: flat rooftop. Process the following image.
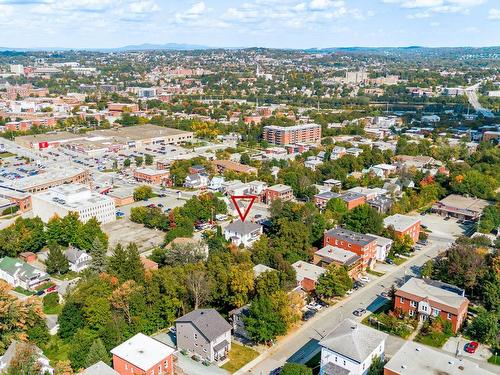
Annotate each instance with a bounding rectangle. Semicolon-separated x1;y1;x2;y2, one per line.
384;341;495;375
315;245;361;267
292;260;326;282
384;214;420;232
0;166;87;191
435;194;490;214
325;227;377;246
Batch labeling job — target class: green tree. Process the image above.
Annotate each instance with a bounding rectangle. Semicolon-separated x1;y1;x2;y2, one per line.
281;363;313;375
58;300;84;340
342;204;383;234
27;318;50;347
123;158;131;168
421;260;433;278
145;154;154;165
68;328;97;370
5;342;42;375
89;237;107;274
478;204;500;234
244;295;287;343
325;197;348;221
45;242;70;275
135;156;144;167
85;338;110;368
368;356;385;375
467;308;499;345
240;153;251;165
76;217;108;251
107;243;144;283
315;264;353;299
133;185;153;201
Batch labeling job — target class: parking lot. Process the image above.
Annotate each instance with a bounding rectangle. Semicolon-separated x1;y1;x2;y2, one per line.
442;336;493;363
102;219;165;253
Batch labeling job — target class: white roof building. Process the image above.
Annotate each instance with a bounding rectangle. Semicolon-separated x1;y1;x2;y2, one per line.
110;333;175;372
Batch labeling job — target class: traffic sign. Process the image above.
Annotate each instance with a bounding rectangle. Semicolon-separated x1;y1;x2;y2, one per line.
231;195;257;222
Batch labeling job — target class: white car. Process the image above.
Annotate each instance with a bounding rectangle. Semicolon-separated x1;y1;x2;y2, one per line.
307;302;323;311
346;289;354;296
359;276;371;283
215;214;228;221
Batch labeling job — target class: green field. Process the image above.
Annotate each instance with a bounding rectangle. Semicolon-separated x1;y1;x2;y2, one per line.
221;342;259;373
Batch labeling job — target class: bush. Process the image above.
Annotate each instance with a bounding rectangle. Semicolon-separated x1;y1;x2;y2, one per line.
281;363;313;375
2;205;19;215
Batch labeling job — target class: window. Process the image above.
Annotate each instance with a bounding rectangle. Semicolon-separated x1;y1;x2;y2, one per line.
409;310;415;317
447;313;452;320
410;300;417;307
194;333;198;340
125;364;128;370
343;360;346;366
432;308;440;317
400;297;404;303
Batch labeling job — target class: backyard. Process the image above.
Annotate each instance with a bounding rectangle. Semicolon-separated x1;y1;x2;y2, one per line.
221;342;259;373
362;302;418;339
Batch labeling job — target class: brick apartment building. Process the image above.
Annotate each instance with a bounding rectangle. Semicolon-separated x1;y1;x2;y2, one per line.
262;123;321;146
111;333;175;375
133;168;170;185
383;214;421;243
265;184;293;203
394;278;469;333
323;228;377;270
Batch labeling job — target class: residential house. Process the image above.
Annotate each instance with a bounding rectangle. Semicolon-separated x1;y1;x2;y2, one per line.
304;156;323;171
383;341;496;375
369;235;393;262
394;278;469;333
367;164;396;178
346;147;363;157
340;192;366;210
292;260;327;292
323;179;342;191
319;319;387;375
111;333;175;375
331;146;347;160
208;176;225;192
383;214;421;243
66;247;92;272
0;257;50;290
184;173;209;189
313;246;362;278
265;184;293;203
367;195;393;214
314;191;341;210
347;187;388;201
81;361;120;375
323;228;378;270
175;309;232;364
224;220;263;247
0;341;54;375
252;264;275;278
229;305;250;341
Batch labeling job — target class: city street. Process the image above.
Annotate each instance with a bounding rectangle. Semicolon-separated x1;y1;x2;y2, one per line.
238;220;461;375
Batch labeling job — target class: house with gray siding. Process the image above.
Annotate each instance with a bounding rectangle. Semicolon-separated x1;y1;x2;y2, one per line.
175;308;232;364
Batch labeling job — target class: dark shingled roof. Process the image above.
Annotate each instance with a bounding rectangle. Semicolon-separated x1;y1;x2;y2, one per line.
175;308;232;341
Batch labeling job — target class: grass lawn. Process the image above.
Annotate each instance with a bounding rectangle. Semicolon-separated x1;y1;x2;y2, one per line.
43;303;63;315
43;336;71;363
367;269;385;277
221;343;259;373
14;286;34;296
362;303;417;339
0;152;15;158
488;355;500;366
414;331;451;348
394;257;408;265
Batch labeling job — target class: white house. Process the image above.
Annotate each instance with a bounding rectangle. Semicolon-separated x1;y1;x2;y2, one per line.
319;318;387;375
66;247;92;272
224;220;263;247
208;176;225;191
304;156;323;171
369;235;393;262
0;257;50;290
184;173;209;189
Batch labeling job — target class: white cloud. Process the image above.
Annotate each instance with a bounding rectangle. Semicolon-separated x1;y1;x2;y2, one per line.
175;1;208;23
488;8;500;20
389;0;485;16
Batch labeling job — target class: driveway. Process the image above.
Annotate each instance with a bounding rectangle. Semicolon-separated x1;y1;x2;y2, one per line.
443;336;493;363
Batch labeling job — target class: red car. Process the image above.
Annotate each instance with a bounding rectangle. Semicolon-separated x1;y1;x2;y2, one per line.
465;341;479;354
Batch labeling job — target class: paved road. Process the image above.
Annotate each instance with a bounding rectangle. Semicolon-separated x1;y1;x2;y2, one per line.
465;83;494;118
239;231;454;375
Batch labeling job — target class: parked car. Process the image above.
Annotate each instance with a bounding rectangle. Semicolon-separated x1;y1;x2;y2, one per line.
302;309;316;321
465;341;479;354
168;326;176;335
353;281;364;289
359;276;371;283
444;216;450;221
215;214;228;221
386;258;394;265
345;289;354;296
306;302;323;311
381;291;390;298
352;308;366;317
417;240;428;246
157;203;164;208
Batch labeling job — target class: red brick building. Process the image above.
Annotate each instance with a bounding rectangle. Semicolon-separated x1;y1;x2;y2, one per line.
133;168;170;185
111;333;175;375
262;123;321;146
394;278;469;333
323;228;377;270
265;184;293;203
383;214;421;243
340;192;366;210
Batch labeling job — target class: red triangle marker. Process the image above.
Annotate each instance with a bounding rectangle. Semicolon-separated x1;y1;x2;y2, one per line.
231;195;258;222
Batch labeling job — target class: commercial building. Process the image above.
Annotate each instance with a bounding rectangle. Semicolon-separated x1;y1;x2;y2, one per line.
133;168;170;185
111;333;175;375
0;167;90;193
265;184;293;203
394;278;469;333
107;187;135;207
262;123;321;146
323;228;378;270
32;184;116;224
319;318;387;375
431;194;490;221
383;341;495;375
313;245;362;278
383;214;421;243
212;159;257;175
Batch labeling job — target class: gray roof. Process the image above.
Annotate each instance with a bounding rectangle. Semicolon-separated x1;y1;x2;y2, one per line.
383;214;420;232
315;191;341;200
65;247;89;263
213;339;230;353
384;341;495;375
322;362;351;375
340;192;365;202
80;361;119;375
315;246;360;267
319;319;387;363
175;309;232;342
325;228;377;247
225;220;262;235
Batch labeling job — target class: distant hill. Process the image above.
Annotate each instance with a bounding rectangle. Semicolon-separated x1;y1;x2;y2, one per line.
0;43;211;53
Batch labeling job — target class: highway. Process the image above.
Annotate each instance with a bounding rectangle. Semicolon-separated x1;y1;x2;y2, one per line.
465;83;494;118
238;230;455;375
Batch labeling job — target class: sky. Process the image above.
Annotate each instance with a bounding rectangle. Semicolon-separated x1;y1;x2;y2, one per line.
0;0;499;49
